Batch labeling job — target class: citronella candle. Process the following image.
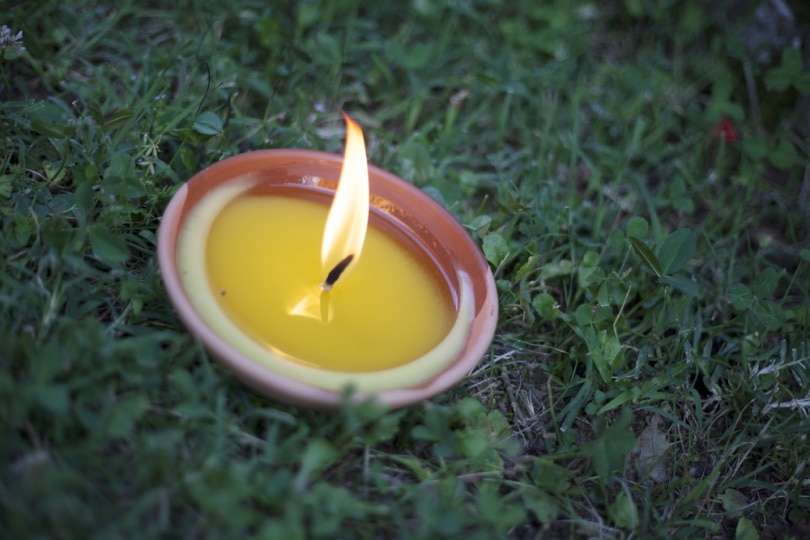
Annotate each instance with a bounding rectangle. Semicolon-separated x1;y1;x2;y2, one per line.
158;114;497;409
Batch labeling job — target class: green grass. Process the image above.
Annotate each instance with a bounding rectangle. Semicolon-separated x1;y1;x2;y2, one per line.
2;0;809;538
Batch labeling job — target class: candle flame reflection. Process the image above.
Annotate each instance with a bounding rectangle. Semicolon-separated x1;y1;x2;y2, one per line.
289;289;332;323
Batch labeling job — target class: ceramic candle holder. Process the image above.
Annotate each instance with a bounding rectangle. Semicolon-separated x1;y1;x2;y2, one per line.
157;149;498;410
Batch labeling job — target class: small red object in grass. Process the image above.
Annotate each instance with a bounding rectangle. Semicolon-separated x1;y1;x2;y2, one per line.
710;116;739;144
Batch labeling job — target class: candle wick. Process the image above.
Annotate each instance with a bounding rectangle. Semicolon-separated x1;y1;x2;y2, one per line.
321;254;354;291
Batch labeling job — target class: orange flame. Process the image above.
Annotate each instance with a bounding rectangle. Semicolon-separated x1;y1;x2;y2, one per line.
289;113;370;321
320;113;369;286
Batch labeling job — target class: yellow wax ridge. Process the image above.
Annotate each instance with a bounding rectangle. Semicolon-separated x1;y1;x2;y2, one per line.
176;178;473;393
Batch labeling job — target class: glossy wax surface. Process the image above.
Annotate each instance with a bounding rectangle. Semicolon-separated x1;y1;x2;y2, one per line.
206;193;455;372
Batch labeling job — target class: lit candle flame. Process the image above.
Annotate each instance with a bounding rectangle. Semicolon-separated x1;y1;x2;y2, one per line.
290;113;369;321
320;113;369;290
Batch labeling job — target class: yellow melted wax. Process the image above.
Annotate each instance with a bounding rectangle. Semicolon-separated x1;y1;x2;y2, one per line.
205;192;455;372
176;180;475;392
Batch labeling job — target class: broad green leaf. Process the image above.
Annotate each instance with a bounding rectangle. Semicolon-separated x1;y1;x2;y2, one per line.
575;304;593;325
706;97;745;124
74;181;95;224
658;275;699;297
720;488;747;514
14;215;34;245
495;279;512;294
459;424;503;464
712;73;734;101
103;394;150;438
421;185;450;208
600;332;623;372
33;384;70;414
171;369;200;402
42;161;65;183
582;327;624;383
658;228;696;275
678;0;707;37
295;438;338;489
482;232;509;265
530;458;571;493
764;48;802;91
752;267;779;298
768;136;797;169
576;325;598;352
623;0;645;18
89;226;131;265
628;236;662;276
626;216;649;238
728;283;754;310
608;491;639;529
85;163;99;183
467;214;492;236
581;250;599;267
780;47;803;73
581;408;636;480
521;487;559;524
597;275;631;306
735;517;760;540
594;305;614;323
796;73;810;94
764;67;795;91
476;482;526;531
532;293;559;319
193;111;224;136
455;396;486;417
578;265;604;289
31;344;61;383
104;150;136;184
391;42;436;70
50;193;75;214
742;134;768;160
751;300;785;331
608;228;625;249
296;3;320;33
0;175;13;199
578;250;604;288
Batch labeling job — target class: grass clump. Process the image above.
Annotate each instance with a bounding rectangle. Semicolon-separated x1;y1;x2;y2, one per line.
1;0;808;538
